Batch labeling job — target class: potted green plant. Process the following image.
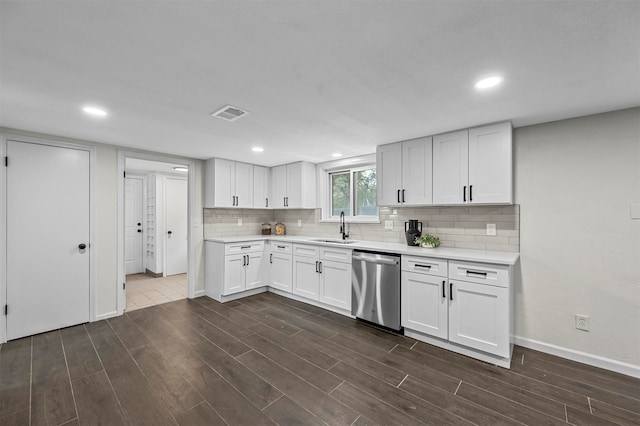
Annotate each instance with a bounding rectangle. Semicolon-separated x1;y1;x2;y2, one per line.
415;233;440;248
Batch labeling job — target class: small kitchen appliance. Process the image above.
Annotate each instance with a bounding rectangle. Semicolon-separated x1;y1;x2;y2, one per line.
404;219;422;246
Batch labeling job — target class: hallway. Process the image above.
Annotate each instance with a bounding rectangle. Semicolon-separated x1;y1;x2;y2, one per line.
125;273;187;311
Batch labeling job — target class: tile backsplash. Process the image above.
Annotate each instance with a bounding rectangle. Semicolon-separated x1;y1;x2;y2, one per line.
204;205;519;252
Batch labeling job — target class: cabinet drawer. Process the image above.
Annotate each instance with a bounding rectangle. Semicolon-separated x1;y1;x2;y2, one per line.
293;244;320;258
320;247;352;263
269;242;292;253
401;256;447;277
448;261;509;287
225;241;264;255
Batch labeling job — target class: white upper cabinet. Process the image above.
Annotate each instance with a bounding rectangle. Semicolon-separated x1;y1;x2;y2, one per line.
376;143;402;206
377;136;433;206
468;122;512;204
433;130;469;205
204;158;254;208
271;162;316;209
402;138;433;205
433;122;512;205
253;165;271;209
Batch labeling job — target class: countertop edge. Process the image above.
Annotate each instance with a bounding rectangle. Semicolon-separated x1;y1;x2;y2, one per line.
204;235;520;266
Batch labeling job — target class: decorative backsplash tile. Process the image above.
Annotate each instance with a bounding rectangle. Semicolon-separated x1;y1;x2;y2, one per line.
204;205;520;252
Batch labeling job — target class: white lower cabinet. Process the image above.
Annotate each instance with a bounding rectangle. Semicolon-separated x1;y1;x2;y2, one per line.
401;256;513;366
401;271;448;339
268;242;292;292
292;244;352;310
448;280;509;357
319;259;351;310
205;241;266;301
293;255;320;299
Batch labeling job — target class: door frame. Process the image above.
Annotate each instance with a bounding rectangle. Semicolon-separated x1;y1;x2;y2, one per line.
162;175;188;277
117;150;196;316
0;133;97;343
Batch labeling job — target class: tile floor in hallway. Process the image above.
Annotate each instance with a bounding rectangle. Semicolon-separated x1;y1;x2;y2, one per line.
125;273;187;311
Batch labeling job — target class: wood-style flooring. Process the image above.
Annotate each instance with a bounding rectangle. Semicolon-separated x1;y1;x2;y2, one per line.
1;292;638;425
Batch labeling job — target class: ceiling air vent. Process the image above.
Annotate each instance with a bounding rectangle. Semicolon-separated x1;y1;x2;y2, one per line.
210;105;249;121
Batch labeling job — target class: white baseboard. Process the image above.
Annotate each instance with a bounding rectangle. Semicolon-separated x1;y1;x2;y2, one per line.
95;310;119;321
515;336;640;379
194;289;206;298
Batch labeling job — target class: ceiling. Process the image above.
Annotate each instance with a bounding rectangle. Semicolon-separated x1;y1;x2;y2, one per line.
1;1;638;166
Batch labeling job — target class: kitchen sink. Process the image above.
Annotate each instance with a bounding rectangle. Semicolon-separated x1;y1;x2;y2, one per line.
311;239;358;245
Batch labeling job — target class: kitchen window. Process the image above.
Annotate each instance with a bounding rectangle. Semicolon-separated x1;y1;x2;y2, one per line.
327;165;379;221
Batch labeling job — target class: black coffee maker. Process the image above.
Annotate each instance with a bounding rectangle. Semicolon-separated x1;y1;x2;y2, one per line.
405;220;422;246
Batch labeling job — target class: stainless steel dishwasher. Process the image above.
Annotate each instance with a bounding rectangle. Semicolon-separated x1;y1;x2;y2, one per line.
352;250;402;331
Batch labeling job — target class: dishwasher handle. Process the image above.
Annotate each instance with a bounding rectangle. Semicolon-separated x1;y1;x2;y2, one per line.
352;254;399;266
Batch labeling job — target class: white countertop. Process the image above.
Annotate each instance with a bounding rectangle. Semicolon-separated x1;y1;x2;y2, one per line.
205;235;520;265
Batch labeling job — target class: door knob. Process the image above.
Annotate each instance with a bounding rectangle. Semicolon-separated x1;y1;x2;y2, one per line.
137;229;142;233
137;222;141;226
167;231;172;235
78;243;87;250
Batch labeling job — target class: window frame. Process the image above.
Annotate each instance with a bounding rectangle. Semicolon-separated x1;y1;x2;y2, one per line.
318;154;380;223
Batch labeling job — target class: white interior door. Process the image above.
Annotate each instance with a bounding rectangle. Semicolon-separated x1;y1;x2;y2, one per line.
124;177;144;275
165;177;187;276
6;140;90;340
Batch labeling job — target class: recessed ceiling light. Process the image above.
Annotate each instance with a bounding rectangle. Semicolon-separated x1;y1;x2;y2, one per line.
82;106;108;116
252;147;264;153
475;76;503;89
332;153;343;158
174;167;188;172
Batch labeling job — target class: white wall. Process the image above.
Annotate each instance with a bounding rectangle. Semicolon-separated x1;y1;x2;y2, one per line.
514;108;640;367
0;127;205;316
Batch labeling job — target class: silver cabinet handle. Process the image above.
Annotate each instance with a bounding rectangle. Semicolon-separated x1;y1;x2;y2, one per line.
352;254;398;265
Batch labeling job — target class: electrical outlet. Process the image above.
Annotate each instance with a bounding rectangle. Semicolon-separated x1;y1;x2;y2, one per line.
237;218;242;226
486;223;497;236
384;220;394;230
297;219;302;227
575;314;590;331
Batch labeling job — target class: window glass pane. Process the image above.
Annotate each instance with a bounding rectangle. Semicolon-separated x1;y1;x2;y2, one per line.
355;169;378;216
331;173;351;216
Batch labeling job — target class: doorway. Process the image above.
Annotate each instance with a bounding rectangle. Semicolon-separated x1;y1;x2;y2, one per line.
118;153;195;314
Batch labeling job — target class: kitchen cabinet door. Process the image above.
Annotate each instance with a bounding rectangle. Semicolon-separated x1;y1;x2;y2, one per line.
234;161;254;208
401;271;448;339
270;252;292;292
376;142;402;206
319;260;351;310
432;130;469;205
223;254;245;295
286;162;303;208
253;165;271;208
271;165;287;207
402;137;433;205
245;252;264;290
468;122;512;204
293;256;320;300
448;280;509;357
213;158;235;207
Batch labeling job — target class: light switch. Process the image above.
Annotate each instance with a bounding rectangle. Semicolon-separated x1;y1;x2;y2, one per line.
631;203;640;220
297;219;302;227
385;220;394;230
486;223;497;236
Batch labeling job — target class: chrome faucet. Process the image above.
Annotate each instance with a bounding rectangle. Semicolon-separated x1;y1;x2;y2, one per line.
339;211;349;240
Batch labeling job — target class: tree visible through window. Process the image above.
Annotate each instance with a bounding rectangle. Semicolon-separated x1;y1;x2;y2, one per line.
330;167;378;218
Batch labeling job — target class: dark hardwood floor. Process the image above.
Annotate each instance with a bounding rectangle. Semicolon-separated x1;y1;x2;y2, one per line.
1;292;639;425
